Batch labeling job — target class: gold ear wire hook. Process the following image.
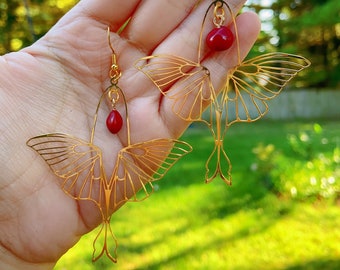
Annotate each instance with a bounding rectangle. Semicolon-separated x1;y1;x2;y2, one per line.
107;27;122;84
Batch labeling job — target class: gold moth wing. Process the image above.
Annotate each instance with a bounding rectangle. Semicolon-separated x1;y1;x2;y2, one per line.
135;54;213;122
26;133;105;208
223;52;311;126
111;138;193;205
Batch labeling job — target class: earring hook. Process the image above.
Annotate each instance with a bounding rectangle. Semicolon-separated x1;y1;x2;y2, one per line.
107;27;122;84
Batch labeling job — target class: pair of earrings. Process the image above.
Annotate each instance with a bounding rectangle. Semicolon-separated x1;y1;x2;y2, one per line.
27;0;310;263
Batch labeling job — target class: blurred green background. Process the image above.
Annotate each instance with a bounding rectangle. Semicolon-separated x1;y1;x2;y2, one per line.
1;0;339;88
1;0;339;269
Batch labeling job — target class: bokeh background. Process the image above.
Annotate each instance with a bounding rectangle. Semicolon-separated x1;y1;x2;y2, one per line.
1;0;339;269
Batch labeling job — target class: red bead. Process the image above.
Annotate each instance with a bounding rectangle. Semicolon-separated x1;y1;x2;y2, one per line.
106;109;123;134
206;26;234;51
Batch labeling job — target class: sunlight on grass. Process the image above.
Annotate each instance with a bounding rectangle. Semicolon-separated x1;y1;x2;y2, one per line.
55;121;340;270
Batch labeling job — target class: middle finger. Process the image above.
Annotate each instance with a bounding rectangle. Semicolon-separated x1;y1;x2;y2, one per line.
121;0;200;53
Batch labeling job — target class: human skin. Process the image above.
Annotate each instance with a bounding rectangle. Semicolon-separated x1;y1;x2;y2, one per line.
0;0;260;269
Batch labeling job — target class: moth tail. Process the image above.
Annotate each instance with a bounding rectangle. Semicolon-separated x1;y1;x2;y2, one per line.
92;219;118;263
205;143;232;185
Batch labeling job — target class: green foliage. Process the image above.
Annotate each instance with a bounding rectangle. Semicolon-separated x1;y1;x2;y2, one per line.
1;0;339;87
253;123;340;202
246;0;340;88
0;0;77;54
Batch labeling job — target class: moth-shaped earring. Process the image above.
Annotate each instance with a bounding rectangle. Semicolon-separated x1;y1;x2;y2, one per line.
135;0;311;185
27;27;192;263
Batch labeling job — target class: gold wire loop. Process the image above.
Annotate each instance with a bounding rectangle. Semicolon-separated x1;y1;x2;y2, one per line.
109;64;122;84
107;86;120;108
213;2;225;27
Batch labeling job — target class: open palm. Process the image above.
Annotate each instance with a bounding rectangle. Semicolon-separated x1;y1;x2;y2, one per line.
0;0;260;268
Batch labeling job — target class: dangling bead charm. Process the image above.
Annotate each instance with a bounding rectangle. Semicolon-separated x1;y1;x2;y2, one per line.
206;1;234;51
106;109;123;134
106;85;123;134
206;26;234;51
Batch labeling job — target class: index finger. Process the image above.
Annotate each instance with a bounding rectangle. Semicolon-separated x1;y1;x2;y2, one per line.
80;0;142;31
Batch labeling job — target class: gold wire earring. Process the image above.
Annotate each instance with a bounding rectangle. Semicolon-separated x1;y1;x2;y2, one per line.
135;0;311;185
26;27;192;263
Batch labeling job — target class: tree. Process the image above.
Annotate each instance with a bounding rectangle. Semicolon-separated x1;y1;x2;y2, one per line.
245;0;340;88
1;0;339;87
0;0;77;54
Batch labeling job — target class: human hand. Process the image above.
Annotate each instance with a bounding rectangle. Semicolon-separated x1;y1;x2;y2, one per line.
0;0;260;268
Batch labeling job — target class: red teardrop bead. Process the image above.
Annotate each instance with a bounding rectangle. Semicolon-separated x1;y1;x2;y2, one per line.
106;109;123;134
206;26;234;51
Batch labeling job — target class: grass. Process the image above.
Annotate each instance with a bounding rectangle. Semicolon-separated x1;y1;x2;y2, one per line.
55;120;340;270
